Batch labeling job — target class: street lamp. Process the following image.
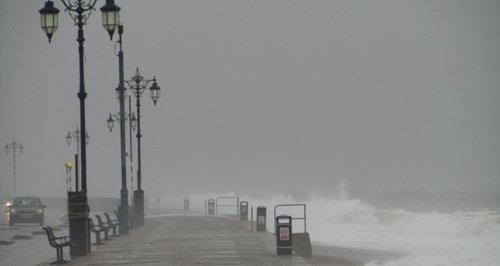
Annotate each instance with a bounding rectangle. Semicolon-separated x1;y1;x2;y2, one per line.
39;0;121;256
107;110;136;203
66;127;89;192
106;13;133;233
125;67;161;226
107;112;135;133
4;139;24;195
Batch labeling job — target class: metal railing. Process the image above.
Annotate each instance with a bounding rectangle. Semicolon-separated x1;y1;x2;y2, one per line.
215;196;240;215
274;203;307;233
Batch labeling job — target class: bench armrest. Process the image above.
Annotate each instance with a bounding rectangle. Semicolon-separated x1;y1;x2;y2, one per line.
54;236;70;244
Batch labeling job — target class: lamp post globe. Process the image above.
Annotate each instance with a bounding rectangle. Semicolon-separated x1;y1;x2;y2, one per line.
107;114;115;132
39;0;59;43
149;78;161;106
66;132;72;146
100;0;121;40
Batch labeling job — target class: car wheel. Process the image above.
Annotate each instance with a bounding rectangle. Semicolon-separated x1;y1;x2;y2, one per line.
9;218;15;226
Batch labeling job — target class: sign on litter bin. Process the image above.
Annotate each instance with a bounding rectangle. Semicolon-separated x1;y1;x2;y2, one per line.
275;215;292;255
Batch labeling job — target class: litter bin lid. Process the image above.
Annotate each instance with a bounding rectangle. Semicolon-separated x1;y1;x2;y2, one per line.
276;215;292;224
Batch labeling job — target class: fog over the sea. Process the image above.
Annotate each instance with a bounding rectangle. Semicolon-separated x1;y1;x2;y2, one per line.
1;0;499;199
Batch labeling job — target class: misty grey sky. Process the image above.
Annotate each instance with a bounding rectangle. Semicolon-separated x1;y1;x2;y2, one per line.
1;0;499;199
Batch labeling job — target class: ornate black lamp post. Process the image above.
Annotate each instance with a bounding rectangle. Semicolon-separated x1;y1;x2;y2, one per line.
104;18;135;233
126;68;161;226
39;0;120;256
4;140;24;195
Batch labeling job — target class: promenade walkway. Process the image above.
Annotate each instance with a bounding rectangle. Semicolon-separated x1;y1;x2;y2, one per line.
56;213;309;265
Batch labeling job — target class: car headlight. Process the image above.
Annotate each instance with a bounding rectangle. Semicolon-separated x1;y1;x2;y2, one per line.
10;209;17;214
36;209;43;214
5;202;12;207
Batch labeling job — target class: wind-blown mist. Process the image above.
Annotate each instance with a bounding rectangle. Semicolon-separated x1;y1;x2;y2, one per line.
0;1;499;264
1;0;500;200
154;181;500;266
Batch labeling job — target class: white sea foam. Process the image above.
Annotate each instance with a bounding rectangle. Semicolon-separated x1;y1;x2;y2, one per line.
306;195;500;266
153;184;500;266
305;183;500;266
366;253;500;266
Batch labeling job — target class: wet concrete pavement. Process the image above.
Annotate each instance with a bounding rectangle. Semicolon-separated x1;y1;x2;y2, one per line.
0;209;67;266
46;213;309;266
1;209;404;266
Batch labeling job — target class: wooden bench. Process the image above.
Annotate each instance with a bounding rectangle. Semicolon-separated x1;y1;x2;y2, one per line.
43;226;73;263
88;218;105;245
95;214;111;240
104;212;119;236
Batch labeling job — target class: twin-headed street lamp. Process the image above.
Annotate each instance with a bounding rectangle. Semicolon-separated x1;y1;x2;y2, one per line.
39;0;120;41
39;0;121;256
106;37;161;227
4;140;24;195
125;68;161;226
66;127;89;147
107;112;137;133
107;109;137;199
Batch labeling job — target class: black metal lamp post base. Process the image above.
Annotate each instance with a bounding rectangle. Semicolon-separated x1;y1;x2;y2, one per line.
134;190;144;226
68;191;90;256
119;188;129;235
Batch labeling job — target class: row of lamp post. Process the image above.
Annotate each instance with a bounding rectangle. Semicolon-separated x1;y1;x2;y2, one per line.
125;68;160;226
107;67;160;227
39;0;160;256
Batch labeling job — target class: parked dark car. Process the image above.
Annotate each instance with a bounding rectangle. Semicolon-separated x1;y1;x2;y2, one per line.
8;197;45;226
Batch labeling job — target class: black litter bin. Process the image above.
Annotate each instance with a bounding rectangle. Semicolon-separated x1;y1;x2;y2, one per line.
184;197;189;211
208;199;215;215
275;215;293;255
256;206;266;232
240;201;248;221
